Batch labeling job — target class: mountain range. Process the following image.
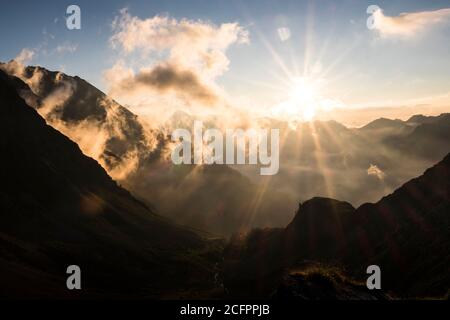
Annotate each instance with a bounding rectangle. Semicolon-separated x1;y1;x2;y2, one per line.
2;61;449;237
0;62;448;299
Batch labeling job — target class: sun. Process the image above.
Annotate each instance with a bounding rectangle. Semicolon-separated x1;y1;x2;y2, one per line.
270;76;337;124
286;77;320;121
289;77;318;103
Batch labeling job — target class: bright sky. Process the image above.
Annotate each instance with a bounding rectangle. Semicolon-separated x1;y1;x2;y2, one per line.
1;0;450;126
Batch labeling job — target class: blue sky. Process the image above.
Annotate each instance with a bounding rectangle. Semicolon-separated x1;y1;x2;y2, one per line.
2;0;450;124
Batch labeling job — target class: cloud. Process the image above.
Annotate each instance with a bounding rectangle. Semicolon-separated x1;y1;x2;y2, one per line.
367;164;385;180
15;48;35;65
40;88;158;181
104;9;249;115
108;62;218;105
110;9;248;77
0;49;36;82
372;7;450;38
38;73;77;118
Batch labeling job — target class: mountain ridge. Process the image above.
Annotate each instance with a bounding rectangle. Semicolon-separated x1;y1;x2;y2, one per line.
224;152;450;298
0;69;223;298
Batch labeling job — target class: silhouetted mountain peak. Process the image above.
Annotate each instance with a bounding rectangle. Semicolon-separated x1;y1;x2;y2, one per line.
360;117;405;130
288;197;355;231
407;113;450;125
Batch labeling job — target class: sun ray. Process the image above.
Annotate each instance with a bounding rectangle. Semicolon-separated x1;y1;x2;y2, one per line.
241;127;292;231
308;121;335;199
302;0;316;76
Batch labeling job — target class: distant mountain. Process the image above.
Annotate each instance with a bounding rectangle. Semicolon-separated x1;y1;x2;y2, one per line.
224;152;450;298
0;69;222;298
125;160;296;236
360;117;406;131
407;113;450;125
384;113;450;160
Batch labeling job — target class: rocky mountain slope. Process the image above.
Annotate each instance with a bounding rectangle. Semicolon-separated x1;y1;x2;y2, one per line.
0;69;222;298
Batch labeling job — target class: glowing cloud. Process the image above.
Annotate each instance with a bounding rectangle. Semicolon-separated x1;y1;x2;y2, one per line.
15;48;35;65
372;7;450;38
105;9;249;114
110;9;249;77
367;164;386;180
